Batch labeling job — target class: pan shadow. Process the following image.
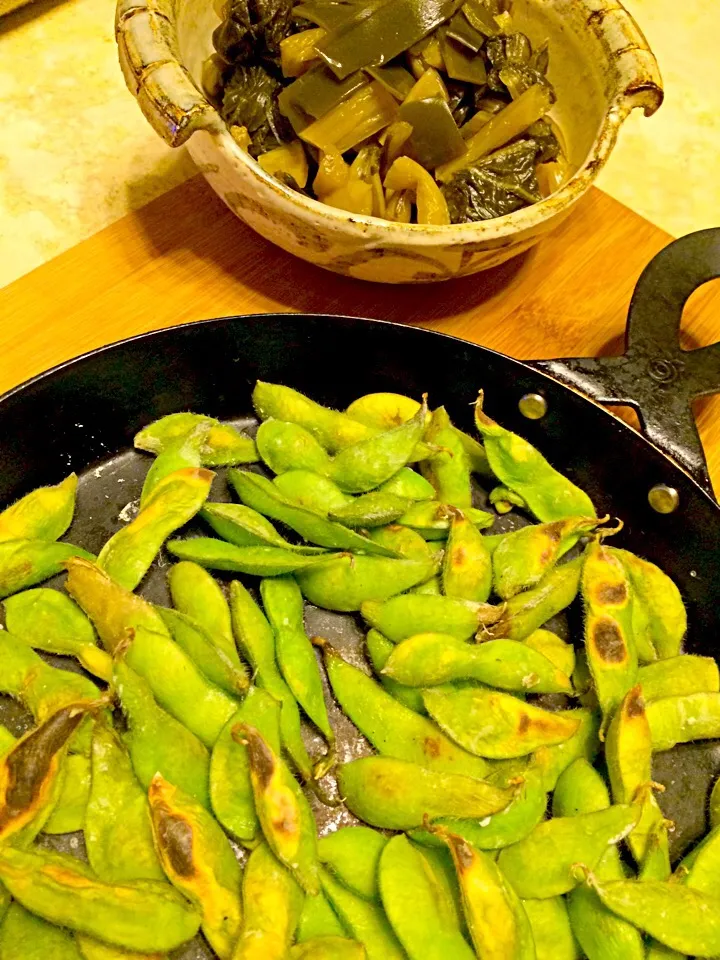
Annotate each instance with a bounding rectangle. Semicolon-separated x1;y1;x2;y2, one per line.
131;175;534;327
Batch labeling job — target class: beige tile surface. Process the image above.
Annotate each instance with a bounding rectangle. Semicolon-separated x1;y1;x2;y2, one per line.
0;0;718;289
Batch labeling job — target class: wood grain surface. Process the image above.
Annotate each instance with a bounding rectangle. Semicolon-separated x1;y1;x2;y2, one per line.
1;176;719;487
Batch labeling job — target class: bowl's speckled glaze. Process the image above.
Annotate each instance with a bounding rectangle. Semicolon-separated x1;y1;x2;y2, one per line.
116;0;662;283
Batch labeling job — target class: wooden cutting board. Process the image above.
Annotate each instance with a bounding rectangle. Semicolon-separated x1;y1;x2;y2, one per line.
2;175;719;487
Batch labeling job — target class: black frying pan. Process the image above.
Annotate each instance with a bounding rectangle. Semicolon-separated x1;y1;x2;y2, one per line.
1;229;719;957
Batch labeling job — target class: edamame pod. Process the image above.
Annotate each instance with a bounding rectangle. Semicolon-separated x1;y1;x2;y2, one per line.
488;555;583;642
230;580;313;781
3;588;112;680
581;541;637;724
167;537;332;576
257;419;334;475
158;606;249;695
43;753;91;834
588;875;720;956
85;721;165;883
552;758;610;819
638;655;719;701
167;560;242;665
430;826;535;959
365;629;426;713
522;897;579;960
345;392;423;430
253;381;374;452
273;471;353;515
148;774;242;958
382;633;573;694
613;548;687;660
409;574;442;595
498;805;639;898
140;423;208;506
296;892;347;942
76;937;166;960
368;524;434;562
421;407;472;508
0;474;77;543
318;638;488;777
229;471;397;556
238;723;320;894
398;501;493;540
474;393;595;521
261;577;334;754
361;593;502;643
537;708;601;791
378;835;475;960
493;516;599;600
710;776;720;830
423;686;580;759
0;539;93;599
318;827;388;901
682;824;720;895
290;937;366;959
489;485;527;514
98;468;214;590
0;846;201;953
647;692;720;751
134;411;257;466
320;867;406;960
210;687;281;844
524;629;576;677
202;502;330;553
329;492;410;529
0;902;84;959
0;700;96;844
379;467;435;500
114;659;211;809
0;632;99;753
338;756;514;830
442;508;492;602
297;553;435;612
233;841;304;960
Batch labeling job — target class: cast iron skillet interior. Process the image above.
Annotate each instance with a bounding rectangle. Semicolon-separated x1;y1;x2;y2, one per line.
1;277;720;957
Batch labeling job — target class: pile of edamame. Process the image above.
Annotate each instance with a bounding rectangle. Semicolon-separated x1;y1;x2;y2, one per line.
0;380;718;959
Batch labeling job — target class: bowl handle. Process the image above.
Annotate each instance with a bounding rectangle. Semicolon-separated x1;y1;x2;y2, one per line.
531;229;720;498
591;2;664;118
115;0;222;147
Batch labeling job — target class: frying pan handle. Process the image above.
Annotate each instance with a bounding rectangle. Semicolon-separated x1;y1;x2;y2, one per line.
530;228;720;498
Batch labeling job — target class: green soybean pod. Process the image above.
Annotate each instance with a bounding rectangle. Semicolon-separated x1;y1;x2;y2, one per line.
379;467;435;501
3;588;112;681
140;422;208;506
296;893;347;943
474;394;595;521
261;577;334;752
638;655;719;701
366;524;434;563
290;937;366;959
524;629;576;677
318;827;388;901
378;835;474;960
421;407;473;508
134;412;257;466
0;539;94;600
644;944;686;960
361;593;502;643
612;548;687;660
408;575;442;595
647;693;720;752
710;776;720;830
345;392;424;431
297;553;435;613
497;804;639;898
167;560;242;666
85;720;165;884
256;419;333;476
273;471;353;516
202;501;329;553
0;901;84;960
157;606;249;696
230;580;313;782
114;658;211;810
329;493;410;529
398;502;494;540
76;937;167;960
365;629;426;714
320;866;406;960
488;554;584;642
98;468;214;590
442;508;492;602
317;639;488;778
552;759;610;819
148;773;242;958
0;474;77;543
167;538;332;576
0;846;201;953
210;687;281;844
678;824;720;895
522;898;579;960
233;842;305;960
43;753;91;834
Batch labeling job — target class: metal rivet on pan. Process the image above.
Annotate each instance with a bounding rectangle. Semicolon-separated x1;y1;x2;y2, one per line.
648;484;680;514
519;394;547;420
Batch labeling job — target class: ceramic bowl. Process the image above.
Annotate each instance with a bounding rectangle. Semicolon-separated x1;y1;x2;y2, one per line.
116;0;662;283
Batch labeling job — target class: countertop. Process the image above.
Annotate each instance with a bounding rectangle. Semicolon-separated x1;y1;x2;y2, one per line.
0;0;719;289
